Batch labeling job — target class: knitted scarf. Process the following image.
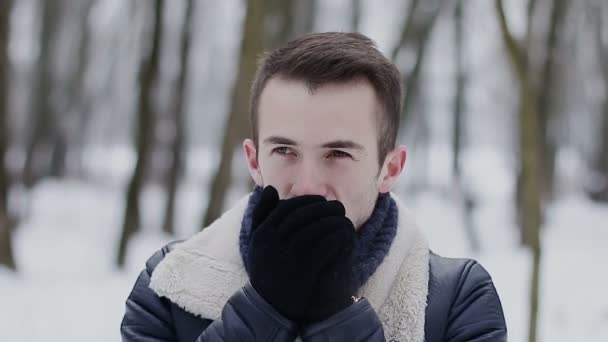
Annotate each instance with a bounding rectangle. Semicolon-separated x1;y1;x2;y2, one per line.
239;187;398;290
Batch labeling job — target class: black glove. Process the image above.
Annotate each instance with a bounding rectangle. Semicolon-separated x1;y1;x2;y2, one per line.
247;186;357;323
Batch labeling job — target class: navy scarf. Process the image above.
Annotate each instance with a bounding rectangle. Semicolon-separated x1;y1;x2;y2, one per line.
239;187;398;290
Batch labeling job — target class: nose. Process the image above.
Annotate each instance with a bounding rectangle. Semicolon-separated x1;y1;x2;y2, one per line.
289;164;328;198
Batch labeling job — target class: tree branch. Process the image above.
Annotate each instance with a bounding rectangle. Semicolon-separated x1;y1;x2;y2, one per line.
391;0;420;61
495;0;527;84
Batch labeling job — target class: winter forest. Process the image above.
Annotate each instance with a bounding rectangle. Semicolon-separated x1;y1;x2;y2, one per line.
0;0;607;341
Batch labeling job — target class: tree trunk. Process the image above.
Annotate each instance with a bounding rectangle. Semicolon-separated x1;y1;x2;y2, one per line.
453;0;479;252
537;0;567;201
390;0;442;191
391;0;443;131
116;0;164;267
352;0;362;32
23;0;63;187
264;0;315;48
202;0;265;228
590;88;608;202
598;99;608;178
593;1;608;178
291;0;315;36
162;0;194;235
67;0;95;178
0;0;15;271
495;2;543;341
519;79;543;342
264;0;294;49
452;0;465;179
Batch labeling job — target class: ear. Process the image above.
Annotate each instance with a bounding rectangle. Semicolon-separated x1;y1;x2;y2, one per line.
243;139;264;187
377;145;407;193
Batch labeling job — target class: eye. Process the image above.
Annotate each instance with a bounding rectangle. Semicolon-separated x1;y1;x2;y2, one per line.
327;150;352;159
272;146;295;156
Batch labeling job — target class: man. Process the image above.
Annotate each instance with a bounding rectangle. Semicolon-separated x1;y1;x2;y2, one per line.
121;32;507;341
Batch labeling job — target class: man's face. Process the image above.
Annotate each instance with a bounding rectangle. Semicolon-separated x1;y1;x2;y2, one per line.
244;77;406;228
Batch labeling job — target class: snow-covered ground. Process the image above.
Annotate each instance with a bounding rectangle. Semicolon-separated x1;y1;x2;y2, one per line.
0;145;606;342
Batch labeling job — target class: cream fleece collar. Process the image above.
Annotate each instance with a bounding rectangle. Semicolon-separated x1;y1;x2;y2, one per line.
149;193;429;341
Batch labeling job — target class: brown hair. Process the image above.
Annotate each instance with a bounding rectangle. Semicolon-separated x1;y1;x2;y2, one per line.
249;32;402;165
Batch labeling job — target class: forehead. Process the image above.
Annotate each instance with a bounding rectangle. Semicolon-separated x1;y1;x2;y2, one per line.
257;77;381;144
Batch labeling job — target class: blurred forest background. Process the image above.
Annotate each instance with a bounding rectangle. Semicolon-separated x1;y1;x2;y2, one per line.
0;0;607;341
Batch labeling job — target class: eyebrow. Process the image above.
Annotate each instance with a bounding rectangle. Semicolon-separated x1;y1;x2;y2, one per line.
321;140;364;150
263;136;298;146
263;136;364;150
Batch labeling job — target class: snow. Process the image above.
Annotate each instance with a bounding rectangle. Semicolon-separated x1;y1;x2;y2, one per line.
0;179;174;342
0;145;606;342
2;0;607;341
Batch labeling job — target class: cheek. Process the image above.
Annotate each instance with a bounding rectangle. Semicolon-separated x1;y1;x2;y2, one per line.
327;163;378;199
258;158;294;197
331;165;379;223
327;161;377;185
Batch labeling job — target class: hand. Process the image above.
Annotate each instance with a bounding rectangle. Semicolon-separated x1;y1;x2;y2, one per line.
247;186;357;323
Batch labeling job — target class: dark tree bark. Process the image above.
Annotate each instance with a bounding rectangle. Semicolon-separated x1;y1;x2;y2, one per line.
496;2;544;341
264;0;315;48
496;0;566;245
597;100;608;179
162;0;194;235
22;0;64;187
291;0;316;36
592;100;608;202
389;0;442;191
0;0;15;271
452;0;465;179
453;0;479;252
66;0;95;178
202;0;265;228
593;1;608;175
391;0;443;128
117;0;164;267
264;0;294;49
352;0;362;31
588;0;608;202
536;0;568;200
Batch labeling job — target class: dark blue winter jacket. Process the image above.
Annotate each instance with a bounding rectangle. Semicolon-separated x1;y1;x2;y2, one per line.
121;242;507;341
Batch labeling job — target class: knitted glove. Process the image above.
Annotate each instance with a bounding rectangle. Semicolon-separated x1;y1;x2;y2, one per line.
247;186;357;323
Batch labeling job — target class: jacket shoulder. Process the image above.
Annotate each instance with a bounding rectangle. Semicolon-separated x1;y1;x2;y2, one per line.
145;240;184;273
428;252;491;292
426;252;507;341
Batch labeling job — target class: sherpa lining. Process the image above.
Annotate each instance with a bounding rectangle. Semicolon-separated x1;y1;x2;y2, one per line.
149;194;429;341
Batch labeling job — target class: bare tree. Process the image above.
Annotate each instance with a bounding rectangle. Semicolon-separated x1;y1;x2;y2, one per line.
65;0;95;178
22;0;66;187
162;0;194;235
452;0;479;252
495;1;567;340
352;0;362;32
495;1;543;339
495;0;567;245
589;0;608;201
264;0;294;49
291;0;316;36
390;0;443;191
537;0;568;200
264;0;316;49
201;0;267;228
391;0;443;127
0;0;15;270
452;0;465;179
117;0;164;267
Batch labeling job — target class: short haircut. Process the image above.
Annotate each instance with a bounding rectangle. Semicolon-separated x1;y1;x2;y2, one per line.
249;32;402;165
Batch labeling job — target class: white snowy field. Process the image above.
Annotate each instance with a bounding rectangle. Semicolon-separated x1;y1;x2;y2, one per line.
0;145;607;342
